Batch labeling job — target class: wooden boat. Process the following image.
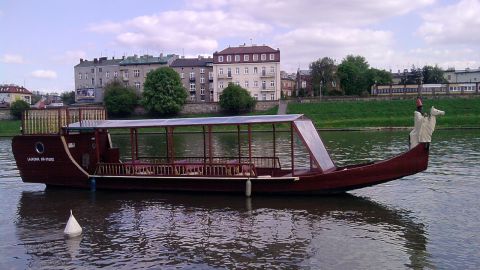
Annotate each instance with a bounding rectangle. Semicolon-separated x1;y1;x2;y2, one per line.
12;107;431;195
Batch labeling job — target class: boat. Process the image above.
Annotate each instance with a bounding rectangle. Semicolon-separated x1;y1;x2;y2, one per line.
12;107;437;195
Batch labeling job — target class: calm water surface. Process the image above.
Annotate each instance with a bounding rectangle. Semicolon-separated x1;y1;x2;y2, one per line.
0;130;479;269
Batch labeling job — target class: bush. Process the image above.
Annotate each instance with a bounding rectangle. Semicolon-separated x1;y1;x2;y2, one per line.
103;81;137;117
141;67;187;116
219;84;256;114
10;100;30;120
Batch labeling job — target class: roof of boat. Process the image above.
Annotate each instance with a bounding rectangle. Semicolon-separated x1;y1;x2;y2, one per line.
66;114;305;129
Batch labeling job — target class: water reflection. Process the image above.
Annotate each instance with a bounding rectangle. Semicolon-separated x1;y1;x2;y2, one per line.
16;190;430;269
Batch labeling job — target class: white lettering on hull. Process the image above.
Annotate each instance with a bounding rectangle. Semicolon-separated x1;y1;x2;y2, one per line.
27;157;55;162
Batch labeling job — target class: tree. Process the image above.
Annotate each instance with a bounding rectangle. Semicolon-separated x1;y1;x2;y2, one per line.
142;67;187;116
366;68;393;94
422;65;446;84
337;55;370;95
310;57;341;96
219;83;256;114
10;100;30;120
103;81;137;117
61;91;75;105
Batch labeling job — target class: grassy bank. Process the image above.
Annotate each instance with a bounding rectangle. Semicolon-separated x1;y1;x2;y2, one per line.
0;120;21;137
287;97;480;128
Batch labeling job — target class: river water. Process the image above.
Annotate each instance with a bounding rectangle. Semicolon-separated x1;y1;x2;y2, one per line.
0;130;479;269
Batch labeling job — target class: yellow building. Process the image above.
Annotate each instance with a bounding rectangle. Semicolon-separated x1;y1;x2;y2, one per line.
0;84;32;107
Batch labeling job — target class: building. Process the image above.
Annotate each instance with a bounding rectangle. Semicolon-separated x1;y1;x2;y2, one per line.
280;71;296;97
74;57;123;103
119;54;178;95
444;68;480;83
0;84;32;107
74;54;178;104
212;45;281;101
296;69;313;96
170;57;214;102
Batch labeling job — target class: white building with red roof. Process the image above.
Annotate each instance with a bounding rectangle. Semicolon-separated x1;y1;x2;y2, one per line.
212;45;281;101
0;84;32;108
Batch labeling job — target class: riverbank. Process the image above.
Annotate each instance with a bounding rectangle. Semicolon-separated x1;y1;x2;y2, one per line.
1;97;479;136
287;96;480;129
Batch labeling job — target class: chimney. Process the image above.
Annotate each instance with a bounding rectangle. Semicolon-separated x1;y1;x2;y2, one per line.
160;53;163;58
80;58;84;63
112;56;115;60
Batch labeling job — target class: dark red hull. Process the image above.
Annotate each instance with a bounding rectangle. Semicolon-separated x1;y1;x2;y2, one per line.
12;134;429;194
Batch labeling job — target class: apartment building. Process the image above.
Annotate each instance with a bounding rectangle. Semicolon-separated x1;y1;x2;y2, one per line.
280;71;296;97
74;54;178;103
296;69;313;96
170;57;214;102
212;45;281;101
0;84;32;107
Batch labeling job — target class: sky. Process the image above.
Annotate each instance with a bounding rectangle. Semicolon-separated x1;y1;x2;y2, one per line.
1;0;480;93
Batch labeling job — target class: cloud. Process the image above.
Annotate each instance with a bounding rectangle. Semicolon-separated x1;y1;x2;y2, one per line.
418;0;480;44
88;10;271;54
190;0;435;27
1;54;25;64
31;70;58;79
275;27;395;71
53;50;87;64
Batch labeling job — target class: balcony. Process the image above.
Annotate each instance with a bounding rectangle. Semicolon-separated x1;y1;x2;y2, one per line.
217;74;233;79
261;85;276;92
189;77;196;82
260;72;275;78
209;77;213;82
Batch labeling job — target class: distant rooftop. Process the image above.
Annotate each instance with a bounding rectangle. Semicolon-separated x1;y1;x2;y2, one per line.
75;57;122;68
170;57;213;67
120;54;178;66
0;84;32;95
215;45;279;55
297;70;311;76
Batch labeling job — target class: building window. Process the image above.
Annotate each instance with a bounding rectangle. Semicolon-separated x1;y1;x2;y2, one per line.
135;82;141;89
106;71;110;78
235;81;240;86
262;93;266;100
262;67;266;76
244;80;249;88
91;68;94;73
227;68;232;77
190;72;195;79
99;67;103;72
91;78;95;86
78;73;82;79
269;54;275;61
235;67;240;75
134;69;140;77
235;55;240;62
253;67;258;74
190;83;196;91
85;73;88;79
270;66;275;73
244;55;249;61
209;72;213;79
200;76;205;83
100;78;103;86
181;72;185;79
270;93;275;100
254;94;258;100
124;71;129;78
114;71;118;78
190;93;196;101
262;80;266;89
200;85;205;95
244;67;249;74
200;68;205;74
218;56;223;62
270;81;275;87
254;81;258;87
253;54;258;61
219;81;224;89
302;81;306;88
261;54;266;61
219;68;223;75
227;55;232;62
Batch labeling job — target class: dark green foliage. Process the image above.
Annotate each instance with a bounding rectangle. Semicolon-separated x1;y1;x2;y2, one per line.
422;65;447;84
61;91;75;105
104;81;137;117
10;100;30;120
310;57;341;96
141;67;187;116
219;84;256;114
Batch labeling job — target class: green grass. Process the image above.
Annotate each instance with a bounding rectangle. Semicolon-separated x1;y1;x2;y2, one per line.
287;97;480;128
0;120;21;136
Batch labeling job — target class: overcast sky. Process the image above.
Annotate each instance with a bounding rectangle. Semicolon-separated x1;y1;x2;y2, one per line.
1;0;479;93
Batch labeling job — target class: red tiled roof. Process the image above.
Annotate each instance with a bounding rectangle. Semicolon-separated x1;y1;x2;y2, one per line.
0;85;32;95
215;45;279;55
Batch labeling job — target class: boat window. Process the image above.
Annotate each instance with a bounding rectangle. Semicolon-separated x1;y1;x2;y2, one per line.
35;142;45;154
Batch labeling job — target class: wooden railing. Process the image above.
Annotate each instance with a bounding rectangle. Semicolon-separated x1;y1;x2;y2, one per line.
22;107;106;135
95;162;256;177
136;156;281;169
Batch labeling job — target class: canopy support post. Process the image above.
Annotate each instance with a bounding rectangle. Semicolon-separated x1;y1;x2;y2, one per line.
237;125;241;163
130;128;135;165
134;128;138;160
291;122;295;176
203;126;207;175
272;124;276;169
248;124;252;175
208;125;213;164
95;129;100;163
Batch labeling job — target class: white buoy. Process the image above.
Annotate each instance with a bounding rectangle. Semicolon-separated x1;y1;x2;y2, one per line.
246;179;252;197
64;210;82;237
